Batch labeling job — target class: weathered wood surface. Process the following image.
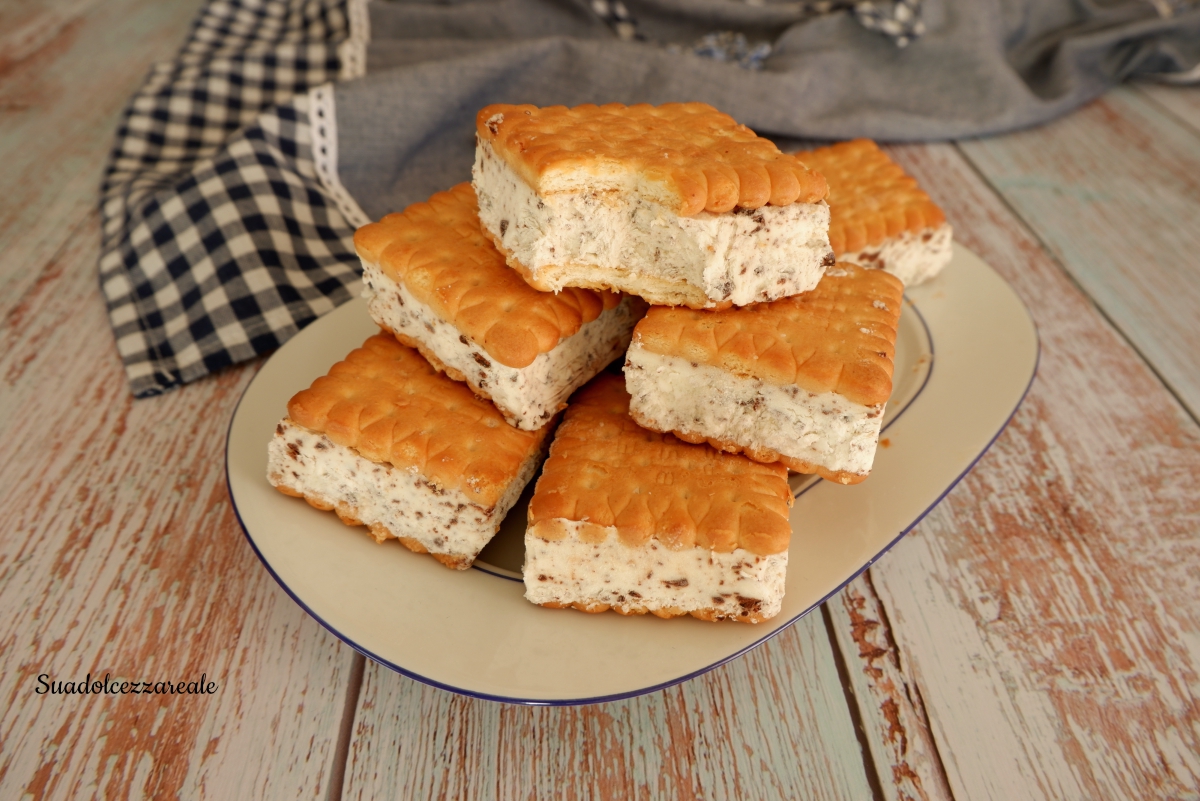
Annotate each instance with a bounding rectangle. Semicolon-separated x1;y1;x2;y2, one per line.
829;140;1200;799
0;3;360;799
826;577;954;801
1136;82;1200;133
3;0;1200;795
956;85;1200;420
0;0;204;320
342;613;874;801
0;210;357;800
0;0;98;68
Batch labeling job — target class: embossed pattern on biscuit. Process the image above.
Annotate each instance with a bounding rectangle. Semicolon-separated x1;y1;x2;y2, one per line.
286;334;549;507
353;183;621;369
476;103;828;216
793;139;946;255
528;375;792;556
632;262;904;407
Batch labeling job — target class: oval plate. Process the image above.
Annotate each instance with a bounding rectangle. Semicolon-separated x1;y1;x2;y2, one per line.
226;244;1037;704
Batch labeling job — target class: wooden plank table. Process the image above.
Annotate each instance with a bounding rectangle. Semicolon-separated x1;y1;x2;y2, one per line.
1;3;1198;797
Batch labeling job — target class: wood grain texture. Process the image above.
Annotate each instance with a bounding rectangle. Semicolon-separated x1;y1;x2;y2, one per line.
844;140;1200;799
0;0;100;70
826;575;953;801
1135;83;1200;133
0;0;205;320
0;211;355;800
955;86;1200;420
342;613;874;801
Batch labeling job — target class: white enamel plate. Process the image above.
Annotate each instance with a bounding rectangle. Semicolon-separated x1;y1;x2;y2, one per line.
226;245;1037;704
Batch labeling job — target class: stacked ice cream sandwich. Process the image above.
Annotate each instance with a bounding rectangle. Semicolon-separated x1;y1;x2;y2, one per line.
467;102;909;621
472;102;832;308
267;334;552;569
793;139;952;286
268;100;939;623
267;182;643;570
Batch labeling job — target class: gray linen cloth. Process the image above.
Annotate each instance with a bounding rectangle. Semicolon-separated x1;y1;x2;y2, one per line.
337;0;1199;219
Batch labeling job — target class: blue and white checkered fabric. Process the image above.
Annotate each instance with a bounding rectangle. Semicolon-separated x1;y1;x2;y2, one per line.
99;0;360;397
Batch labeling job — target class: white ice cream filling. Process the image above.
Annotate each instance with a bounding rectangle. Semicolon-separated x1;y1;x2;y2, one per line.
472;139;833;306
524;520;787;621
361;260;640;431
267;420;540;562
843;223;953;287
624;345;884;476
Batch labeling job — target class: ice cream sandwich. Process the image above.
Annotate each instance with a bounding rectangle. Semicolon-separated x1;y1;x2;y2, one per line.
267;334;551;569
624;263;904;484
524;374;792;623
354;183;644;431
794;139;952;286
472;102;834;309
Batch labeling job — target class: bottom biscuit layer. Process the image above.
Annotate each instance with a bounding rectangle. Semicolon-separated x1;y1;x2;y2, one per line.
267;419;540;569
624;345;883;484
843;223;952;286
524;519;787;624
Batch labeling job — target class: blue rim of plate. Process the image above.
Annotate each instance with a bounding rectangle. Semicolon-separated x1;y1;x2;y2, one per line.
226;294;1039;706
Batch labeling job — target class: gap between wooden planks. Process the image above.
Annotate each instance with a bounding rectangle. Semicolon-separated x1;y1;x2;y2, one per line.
5;0;1198;793
819;137;1200;800
0;1;361;796
0;209;358;799
955;85;1200;422
337;611;876;801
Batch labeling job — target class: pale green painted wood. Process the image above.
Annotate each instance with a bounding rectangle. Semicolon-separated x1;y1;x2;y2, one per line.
342;612;874;800
956;85;1200;420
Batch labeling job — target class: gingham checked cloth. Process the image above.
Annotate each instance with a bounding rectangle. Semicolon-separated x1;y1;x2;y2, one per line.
99;0;363;397
99;0;1199;397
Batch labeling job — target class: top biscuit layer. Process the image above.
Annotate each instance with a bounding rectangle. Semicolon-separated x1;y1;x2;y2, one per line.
632;262;903;407
793;139;946;255
528;374;792;556
354;183;622;369
287;334;550;508
476;103;827;217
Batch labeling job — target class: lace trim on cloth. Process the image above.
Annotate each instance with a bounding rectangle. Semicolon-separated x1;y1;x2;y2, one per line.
309;83;372;228
338;0;371;80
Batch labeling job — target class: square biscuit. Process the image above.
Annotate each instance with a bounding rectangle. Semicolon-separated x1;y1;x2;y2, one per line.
267;334;551;569
473;103;834;309
794;139;952;285
354;183;644;431
524;374;793;623
625;263;904;484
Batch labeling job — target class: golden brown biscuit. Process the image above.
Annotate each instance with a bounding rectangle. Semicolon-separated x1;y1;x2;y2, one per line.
476;103;828;216
528;375;792;556
632;262;904;408
353;183;621;370
523;375;792;623
286;333;550;508
793;139;946;255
